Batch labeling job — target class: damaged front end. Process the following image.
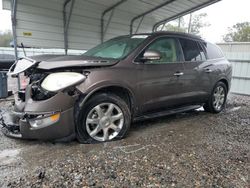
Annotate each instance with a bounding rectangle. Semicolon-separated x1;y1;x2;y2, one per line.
1;57;86;141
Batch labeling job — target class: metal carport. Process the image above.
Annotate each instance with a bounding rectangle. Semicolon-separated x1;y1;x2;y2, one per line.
2;0;221;57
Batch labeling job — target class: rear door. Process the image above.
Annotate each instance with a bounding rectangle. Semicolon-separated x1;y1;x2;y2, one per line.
178;38;208;104
198;42;226;95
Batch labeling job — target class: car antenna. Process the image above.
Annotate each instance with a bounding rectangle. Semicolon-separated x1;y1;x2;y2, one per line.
21;43;27;57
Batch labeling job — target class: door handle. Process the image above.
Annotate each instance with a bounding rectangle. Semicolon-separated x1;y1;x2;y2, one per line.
174;72;184;76
204;68;213;73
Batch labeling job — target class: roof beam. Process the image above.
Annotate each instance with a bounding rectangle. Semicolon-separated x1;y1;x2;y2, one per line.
135;15;144;34
11;0;21;90
63;0;75;55
101;0;127;43
130;0;177;35
152;0;221;32
11;0;18;59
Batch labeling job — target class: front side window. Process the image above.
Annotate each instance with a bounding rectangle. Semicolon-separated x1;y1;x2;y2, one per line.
143;38;179;64
84;35;149;59
179;38;205;62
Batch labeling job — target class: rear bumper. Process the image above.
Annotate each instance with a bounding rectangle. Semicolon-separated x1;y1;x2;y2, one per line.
1;85;77;141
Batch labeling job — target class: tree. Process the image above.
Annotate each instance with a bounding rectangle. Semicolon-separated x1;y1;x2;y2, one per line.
164;24;186;33
160;13;210;37
0;30;13;47
161;17;186;33
223;22;250;42
188;13;210;35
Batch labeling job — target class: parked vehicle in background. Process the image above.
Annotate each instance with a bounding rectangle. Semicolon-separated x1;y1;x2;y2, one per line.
2;32;232;143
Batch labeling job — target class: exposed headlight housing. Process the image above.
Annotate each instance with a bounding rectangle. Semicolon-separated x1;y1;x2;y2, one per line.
41;72;86;92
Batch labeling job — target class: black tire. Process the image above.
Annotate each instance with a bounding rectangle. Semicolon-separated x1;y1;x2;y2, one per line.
204;81;228;113
75;93;131;144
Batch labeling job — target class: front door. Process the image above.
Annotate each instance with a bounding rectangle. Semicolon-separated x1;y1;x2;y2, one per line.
136;37;186;113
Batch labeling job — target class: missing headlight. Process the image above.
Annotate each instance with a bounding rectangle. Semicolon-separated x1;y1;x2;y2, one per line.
31;84;56;101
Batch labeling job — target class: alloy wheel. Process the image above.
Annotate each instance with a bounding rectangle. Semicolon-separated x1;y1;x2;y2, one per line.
213;86;226;111
85;103;124;142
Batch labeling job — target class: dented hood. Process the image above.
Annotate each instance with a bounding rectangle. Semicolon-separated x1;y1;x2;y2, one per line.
37;55;119;70
8;54;119;75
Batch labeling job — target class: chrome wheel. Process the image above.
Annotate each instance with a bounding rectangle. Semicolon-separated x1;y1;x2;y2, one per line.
213;86;225;111
85;103;124;142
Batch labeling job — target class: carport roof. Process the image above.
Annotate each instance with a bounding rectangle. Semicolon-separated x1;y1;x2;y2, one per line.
3;0;220;53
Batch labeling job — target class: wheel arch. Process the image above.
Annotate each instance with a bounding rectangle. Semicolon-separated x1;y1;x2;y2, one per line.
78;84;137;115
218;78;229;92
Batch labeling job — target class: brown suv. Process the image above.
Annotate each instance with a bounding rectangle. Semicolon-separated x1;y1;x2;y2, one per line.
2;32;232;143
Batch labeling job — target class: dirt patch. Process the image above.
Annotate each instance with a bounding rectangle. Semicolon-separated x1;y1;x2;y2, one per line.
0;94;249;187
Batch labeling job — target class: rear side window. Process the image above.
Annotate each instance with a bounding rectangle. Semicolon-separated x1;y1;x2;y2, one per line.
179;38;206;62
197;43;206;60
201;42;224;60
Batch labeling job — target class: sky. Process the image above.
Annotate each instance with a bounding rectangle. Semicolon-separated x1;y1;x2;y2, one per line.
0;0;250;43
0;0;11;32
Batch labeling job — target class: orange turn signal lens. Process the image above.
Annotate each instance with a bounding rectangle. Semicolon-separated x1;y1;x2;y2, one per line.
50;113;60;122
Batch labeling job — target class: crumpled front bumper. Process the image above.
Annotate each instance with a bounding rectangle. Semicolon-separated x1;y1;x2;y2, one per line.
1;85;78;141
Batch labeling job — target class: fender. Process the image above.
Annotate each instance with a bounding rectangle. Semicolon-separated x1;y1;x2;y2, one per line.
76;80;138;113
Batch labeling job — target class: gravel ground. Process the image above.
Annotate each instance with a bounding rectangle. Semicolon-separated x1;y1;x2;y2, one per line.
0;94;249;188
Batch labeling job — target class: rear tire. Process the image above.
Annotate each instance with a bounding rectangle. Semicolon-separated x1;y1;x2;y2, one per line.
204;81;228;113
75;93;131;143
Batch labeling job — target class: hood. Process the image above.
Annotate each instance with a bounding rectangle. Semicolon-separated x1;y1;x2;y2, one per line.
37;55;119;70
28;54;66;62
8;55;119;76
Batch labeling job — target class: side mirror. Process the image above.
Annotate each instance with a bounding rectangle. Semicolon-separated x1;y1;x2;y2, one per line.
141;50;161;61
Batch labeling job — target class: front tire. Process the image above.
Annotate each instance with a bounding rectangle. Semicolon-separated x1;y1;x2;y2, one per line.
204;81;228;113
75;93;131;143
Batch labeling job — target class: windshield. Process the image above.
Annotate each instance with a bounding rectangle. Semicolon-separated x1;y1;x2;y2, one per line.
84;35;149;59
